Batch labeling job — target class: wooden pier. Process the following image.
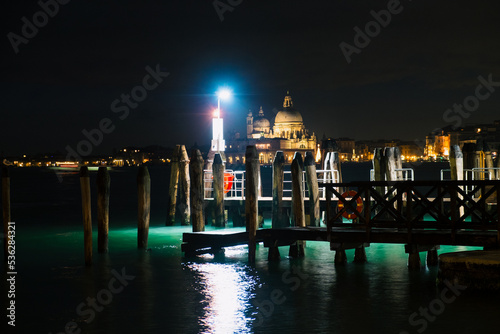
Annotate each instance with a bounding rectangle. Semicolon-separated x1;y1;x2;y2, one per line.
183;179;500;267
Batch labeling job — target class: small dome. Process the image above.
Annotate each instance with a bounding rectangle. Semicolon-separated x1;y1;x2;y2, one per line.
253;106;270;131
253;117;271;129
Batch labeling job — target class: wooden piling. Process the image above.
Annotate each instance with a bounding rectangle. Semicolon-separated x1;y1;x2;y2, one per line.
245;146;259;263
97;167;110;253
485;149;494;180
304;152;320;227
394;147;403;180
2;166;11;261
190;149;205;232
167;145;180;225
373;148;386;191
406;245;421;270
178;145;191;225
137;166;151;249
80;166;92;266
450;145;463;180
272;151;286;229
334;249;347;265
289;152;305;258
330;151;342;183
384;147;397;181
213;153;225;227
372;148;385;180
497;153;500;180
426;248;439;266
462;143;475;171
353;247;367;263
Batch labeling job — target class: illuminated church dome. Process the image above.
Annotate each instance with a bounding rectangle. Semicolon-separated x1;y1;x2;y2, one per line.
253;106;271;130
274;93;303;124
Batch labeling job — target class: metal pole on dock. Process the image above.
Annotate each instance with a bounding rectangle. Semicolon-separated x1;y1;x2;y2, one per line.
290;152;305;257
2;166;11;261
304;151;320;227
137;166;151;249
167;145;180;225
245;146;259;263
178;145;191;225
79;166;92;266
213;153;226;227
272;151;286;229
97;166;110;253
190;149;205;232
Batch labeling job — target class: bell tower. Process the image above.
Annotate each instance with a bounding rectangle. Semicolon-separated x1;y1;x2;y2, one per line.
246;110;253;138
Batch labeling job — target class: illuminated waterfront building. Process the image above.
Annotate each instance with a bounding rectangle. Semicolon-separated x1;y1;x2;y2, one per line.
225;92;317;165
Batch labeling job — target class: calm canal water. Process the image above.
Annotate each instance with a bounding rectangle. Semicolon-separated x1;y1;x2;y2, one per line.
1;164;499;334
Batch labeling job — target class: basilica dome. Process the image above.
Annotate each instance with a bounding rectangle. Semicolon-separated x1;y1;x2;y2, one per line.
275;110;303;124
274;93;303;124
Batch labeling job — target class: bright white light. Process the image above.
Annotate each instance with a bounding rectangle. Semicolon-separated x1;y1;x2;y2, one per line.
217;88;232;101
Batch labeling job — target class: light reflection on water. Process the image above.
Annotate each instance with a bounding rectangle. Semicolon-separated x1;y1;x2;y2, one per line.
185;262;257;334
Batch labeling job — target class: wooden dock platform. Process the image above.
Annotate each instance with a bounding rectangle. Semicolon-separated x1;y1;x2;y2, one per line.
182;227;499;255
183;180;500;265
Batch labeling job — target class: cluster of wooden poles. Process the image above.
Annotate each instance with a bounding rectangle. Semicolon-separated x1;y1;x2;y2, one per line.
165;144;329;262
79;165;150;266
231;146;323;262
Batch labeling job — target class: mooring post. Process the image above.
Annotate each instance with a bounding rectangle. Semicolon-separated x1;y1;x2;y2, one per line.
497;151;500;180
474;141;484;181
485;148;494;180
334;248;347;265
167;145;180;225
384;147;397;182
190;149;205;232
213;153;225;227
269;151;285;261
373;148;386;186
426;247;439;266
305;152;320;227
80;166;92;266
272;151;286;228
97;167;110;253
137;166;151;249
331;151;342;182
2;166;11;261
353;247;367;263
450;145;463;181
450;144;465;219
406;244;421;270
178;145;191;225
289;152;305;258
246;146;259;263
394;147;403;180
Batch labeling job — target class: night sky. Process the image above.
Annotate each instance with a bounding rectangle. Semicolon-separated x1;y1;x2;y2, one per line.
3;0;500;156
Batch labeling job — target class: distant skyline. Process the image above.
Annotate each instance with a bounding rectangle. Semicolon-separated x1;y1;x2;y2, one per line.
2;1;500;156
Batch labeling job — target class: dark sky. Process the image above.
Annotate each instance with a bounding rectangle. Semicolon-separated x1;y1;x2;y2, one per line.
2;0;500;156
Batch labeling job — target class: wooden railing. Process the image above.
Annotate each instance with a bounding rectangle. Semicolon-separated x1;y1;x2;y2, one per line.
322;180;500;244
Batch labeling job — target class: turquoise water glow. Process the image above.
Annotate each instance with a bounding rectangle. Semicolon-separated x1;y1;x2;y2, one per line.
1;166;499;334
